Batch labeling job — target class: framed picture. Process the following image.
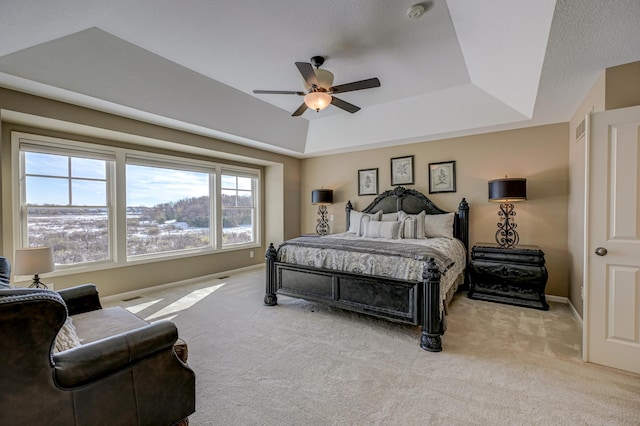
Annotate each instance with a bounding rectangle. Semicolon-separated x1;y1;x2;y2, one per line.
428;160;456;193
358;168;378;195
390;155;414;186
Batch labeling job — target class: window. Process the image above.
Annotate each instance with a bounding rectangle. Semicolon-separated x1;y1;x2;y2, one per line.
126;163;211;257
221;173;257;246
21;150;113;265
14;132;261;270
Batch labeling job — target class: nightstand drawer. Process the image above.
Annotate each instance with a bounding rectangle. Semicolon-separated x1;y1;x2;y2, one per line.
470;261;546;284
471;245;545;265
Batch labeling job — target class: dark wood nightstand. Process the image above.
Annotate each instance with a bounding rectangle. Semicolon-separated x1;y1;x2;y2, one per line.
468;243;549;310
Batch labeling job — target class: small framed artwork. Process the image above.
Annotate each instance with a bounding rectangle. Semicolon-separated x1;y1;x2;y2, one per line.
358;168;378;196
390;155;414;186
428;161;456;193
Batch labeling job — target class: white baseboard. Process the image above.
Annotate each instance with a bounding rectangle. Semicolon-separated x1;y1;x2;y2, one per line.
546;294;583;330
101;263;264;303
545;294;568;304
567;298;583;330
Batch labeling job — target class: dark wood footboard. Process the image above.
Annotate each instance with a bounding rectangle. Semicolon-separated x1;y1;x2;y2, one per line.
264;243;444;352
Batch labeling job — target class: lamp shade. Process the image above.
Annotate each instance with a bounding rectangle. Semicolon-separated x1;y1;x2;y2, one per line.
13;246;55;276
311;189;333;204
488;178;527;202
303;68;335;90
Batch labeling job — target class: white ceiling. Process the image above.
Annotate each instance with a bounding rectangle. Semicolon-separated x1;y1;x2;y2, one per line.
0;0;639;157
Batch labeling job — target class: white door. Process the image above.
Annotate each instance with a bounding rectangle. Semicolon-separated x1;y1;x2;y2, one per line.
586;105;640;374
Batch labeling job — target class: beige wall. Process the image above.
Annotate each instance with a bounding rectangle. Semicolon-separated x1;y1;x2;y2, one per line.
606;61;640;111
302;123;570;297
0;88;301;296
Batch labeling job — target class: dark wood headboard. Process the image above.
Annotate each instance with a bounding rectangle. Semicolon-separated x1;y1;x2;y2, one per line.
345;186;469;253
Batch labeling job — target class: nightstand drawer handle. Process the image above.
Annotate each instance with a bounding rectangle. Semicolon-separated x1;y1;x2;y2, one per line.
595;247;608;256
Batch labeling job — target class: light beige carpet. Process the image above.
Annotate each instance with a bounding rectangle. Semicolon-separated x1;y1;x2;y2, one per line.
105;268;640;425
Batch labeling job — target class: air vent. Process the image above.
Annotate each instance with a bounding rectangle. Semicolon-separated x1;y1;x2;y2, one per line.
575;118;586;141
218;276;230;280
122;296;142;302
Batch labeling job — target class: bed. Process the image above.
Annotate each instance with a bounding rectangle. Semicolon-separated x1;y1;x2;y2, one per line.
264;186;470;352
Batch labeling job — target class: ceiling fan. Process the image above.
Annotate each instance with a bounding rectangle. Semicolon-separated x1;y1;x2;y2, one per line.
253;56;381;117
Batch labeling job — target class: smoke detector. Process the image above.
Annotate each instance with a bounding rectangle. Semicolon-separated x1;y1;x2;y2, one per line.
407;4;426;19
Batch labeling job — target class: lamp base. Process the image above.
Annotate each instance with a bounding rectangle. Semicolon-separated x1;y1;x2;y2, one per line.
29;274;48;289
316;205;330;236
495;203;519;249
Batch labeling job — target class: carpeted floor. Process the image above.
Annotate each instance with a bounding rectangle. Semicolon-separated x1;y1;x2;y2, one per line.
105;267;640;425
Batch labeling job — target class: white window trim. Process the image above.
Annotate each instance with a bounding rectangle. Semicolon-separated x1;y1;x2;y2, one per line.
220;171;260;249
11;131;261;274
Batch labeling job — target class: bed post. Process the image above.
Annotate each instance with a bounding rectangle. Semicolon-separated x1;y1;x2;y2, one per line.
264;243;278;306
457;198;470;288
420;258;443;352
345;200;353;231
457;198;469;254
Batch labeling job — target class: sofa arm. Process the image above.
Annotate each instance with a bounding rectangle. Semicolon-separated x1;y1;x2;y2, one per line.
53;320;178;388
57;284;102;315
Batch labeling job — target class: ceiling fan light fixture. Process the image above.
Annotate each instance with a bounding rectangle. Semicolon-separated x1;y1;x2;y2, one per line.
304;92;332;112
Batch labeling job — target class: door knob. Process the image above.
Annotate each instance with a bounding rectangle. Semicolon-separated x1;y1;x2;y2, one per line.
595;247;608;256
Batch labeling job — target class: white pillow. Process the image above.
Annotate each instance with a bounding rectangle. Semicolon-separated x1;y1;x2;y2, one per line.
348;210;382;236
398;210;426;239
54;317;83;353
381;212;398;222
363;220;402;239
424;212;455;238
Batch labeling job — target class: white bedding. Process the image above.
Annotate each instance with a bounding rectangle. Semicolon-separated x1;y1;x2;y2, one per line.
277;232;467;303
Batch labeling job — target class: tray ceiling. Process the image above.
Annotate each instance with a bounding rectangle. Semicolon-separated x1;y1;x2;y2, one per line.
0;0;639;156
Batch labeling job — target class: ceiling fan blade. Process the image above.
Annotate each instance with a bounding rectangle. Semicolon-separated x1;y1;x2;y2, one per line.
331;96;361;114
295;62;319;88
330;78;381;94
292;102;308;116
253;90;305;95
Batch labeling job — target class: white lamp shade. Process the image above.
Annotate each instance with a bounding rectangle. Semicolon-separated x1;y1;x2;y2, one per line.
13;247;55;276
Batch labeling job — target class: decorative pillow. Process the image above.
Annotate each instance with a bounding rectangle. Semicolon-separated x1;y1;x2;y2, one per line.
54;317;83;353
362;220;402;239
424;212;455;238
348;210;382;236
398;210;426;239
381;212;398;222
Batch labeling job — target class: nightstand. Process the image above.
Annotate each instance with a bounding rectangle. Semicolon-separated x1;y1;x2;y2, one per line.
468;243;549;310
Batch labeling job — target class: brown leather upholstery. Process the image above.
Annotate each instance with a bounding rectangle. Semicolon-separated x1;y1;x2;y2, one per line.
0;257;195;426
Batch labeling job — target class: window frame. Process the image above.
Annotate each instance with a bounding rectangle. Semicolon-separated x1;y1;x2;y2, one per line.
124;153;218;260
12;132;261;273
16;136;117;270
220;171;259;249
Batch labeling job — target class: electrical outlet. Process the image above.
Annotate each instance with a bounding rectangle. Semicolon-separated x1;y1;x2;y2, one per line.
330;214;334;221
249;250;254;258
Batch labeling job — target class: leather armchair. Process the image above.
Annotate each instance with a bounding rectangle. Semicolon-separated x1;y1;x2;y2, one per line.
0;257;195;426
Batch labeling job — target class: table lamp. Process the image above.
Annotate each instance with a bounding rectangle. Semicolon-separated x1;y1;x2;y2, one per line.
488;178;527;248
14;246;55;289
311;189;333;236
